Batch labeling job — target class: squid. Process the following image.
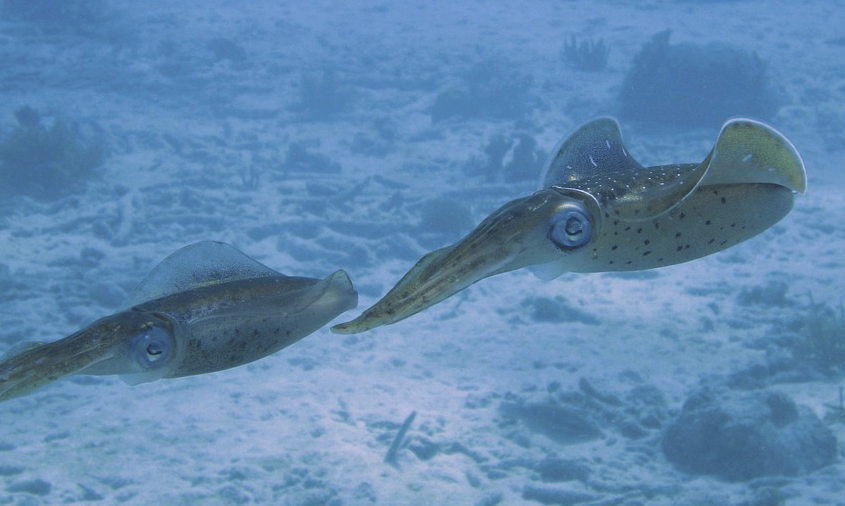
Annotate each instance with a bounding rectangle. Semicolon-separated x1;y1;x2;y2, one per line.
0;241;357;401
333;117;806;334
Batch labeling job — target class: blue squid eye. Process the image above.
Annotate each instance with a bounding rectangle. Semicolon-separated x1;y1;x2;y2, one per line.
548;205;592;249
131;326;173;369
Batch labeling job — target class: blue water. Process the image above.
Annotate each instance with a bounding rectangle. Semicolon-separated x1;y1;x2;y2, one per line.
0;1;843;505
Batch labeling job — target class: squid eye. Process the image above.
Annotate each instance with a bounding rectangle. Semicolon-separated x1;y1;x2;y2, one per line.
131;326;173;369
548;205;592;249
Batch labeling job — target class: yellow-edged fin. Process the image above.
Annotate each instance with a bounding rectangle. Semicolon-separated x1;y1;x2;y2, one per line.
700;118;807;194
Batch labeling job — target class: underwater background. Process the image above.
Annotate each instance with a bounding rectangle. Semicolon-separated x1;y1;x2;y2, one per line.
0;0;843;504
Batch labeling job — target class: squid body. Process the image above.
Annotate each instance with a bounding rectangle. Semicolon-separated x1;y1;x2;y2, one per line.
0;241;357;402
333;117;807;334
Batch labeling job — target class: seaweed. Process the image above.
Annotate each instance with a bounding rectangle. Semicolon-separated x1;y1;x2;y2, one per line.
350;117;396;156
239;165;260;190
794;295;845;371
619;30;780;129
292;68;353;120
736;280;789;307
282;143;342;174
475;133;545;182
823;387;844;424
0;106;106;201
383;411;416;467
431;59;537;123
502;134;545;182
481;134;511;180
561;36;610;72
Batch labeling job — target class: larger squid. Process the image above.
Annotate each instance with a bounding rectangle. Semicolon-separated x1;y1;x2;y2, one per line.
333;117;806;334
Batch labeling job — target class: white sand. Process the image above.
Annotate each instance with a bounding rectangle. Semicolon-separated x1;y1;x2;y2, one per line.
1;0;843;505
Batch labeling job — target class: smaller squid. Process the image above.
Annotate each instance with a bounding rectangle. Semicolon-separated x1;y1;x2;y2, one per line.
333;117;806;334
0;241;357;402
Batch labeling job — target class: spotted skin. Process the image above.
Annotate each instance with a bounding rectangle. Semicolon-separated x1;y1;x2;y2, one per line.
560;163;705;220
0;242;357;401
570;183;794;271
333;118;805;334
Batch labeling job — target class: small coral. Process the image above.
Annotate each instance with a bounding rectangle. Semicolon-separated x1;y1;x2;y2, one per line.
502;134;545;182
431;59;537;123
663;388;837;480
482;134;511;179
794;296;845;371
350;117;396;156
561;36;610;72
474;133;545;183
523;296;598;325
292;68;353;120
282;142;341;174
0;106;106;200
619;30;780;128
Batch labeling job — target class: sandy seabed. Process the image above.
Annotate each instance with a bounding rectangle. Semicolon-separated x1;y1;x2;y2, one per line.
1;1;843;505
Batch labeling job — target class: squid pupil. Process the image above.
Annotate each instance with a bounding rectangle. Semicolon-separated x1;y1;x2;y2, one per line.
132;327;172;369
565;217;584;238
549;207;591;250
147;343;164;358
